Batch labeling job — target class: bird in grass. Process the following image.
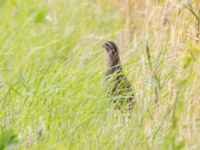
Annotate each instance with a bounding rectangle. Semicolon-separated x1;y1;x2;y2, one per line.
102;41;135;111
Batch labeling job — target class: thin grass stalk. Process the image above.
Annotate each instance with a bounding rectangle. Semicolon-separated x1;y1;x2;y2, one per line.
185;1;200;43
146;42;161;104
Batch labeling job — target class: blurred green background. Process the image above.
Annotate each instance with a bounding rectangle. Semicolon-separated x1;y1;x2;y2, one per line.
0;0;200;149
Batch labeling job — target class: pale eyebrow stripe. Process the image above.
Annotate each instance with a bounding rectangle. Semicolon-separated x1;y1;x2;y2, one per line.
108;41;117;51
105;42;112;49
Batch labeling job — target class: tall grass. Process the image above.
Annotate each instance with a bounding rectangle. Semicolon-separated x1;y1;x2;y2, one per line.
0;0;200;149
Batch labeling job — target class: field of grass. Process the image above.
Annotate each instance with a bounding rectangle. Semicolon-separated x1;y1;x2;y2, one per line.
0;0;200;149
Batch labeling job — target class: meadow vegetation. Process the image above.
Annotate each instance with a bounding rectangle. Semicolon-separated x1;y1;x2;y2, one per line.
0;0;200;149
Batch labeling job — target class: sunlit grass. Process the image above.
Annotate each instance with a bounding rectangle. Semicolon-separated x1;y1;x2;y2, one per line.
0;0;200;149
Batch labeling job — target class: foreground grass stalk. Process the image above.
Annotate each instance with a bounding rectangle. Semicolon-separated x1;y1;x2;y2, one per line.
145;43;161;104
185;1;200;43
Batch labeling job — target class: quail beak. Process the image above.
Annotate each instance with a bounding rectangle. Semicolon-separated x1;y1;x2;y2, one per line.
102;43;106;49
102;43;109;52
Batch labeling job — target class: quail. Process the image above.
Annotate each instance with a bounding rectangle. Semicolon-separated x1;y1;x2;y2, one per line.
102;41;135;111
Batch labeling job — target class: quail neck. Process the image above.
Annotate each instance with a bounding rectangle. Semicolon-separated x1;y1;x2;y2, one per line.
103;41;122;74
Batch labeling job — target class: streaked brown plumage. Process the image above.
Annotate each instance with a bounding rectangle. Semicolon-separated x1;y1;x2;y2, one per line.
103;41;135;111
